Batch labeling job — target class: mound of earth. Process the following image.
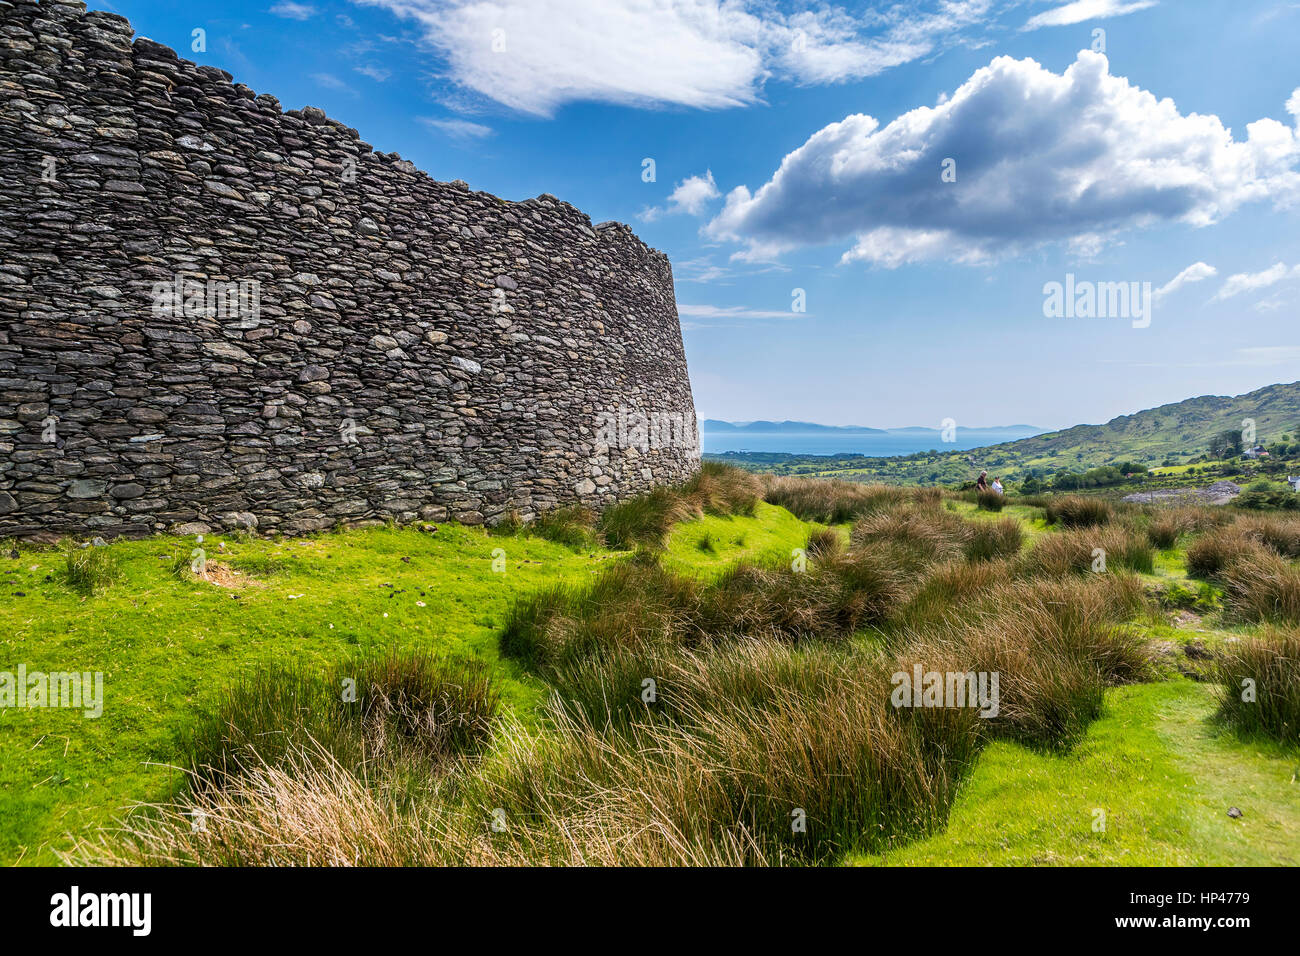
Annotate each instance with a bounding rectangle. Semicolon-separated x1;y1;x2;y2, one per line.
1122;480;1240;506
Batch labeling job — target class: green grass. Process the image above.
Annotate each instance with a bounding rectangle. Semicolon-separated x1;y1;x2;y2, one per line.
662;501;816;578
0;524;616;865
853;679;1299;866
5;488;1300;867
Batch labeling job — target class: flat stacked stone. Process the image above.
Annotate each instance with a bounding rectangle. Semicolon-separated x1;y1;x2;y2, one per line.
0;0;700;538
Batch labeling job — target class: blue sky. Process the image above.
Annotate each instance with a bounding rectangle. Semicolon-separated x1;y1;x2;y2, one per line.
101;0;1300;430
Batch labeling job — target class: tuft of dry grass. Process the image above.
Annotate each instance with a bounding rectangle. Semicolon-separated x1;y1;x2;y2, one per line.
1020;524;1154;577
761;476;927;524
1219;549;1300;624
1044;495;1113;529
850;506;971;572
1213;628;1300;743
965;518;1023;563
804;526;843;561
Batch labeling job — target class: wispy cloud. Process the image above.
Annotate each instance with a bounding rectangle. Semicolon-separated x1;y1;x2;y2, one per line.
1212;263;1300;301
420;117;494;140
354;64;392;82
1023;0;1157;31
1153;261;1216;303
270;1;317;21
310;72;357;96
355;0;1008;116
677;303;802;322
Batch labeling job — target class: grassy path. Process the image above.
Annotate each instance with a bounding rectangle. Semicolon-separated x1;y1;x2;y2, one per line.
853;679;1299;866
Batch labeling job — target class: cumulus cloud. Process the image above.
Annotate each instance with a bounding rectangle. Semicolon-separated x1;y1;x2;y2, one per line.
641;171;723;222
1023;0;1157;31
352;0;1003;115
1153;261;1216;302
1212;262;1300;301
705;51;1300;266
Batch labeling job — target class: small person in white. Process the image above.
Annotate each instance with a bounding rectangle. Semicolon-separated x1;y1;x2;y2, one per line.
991;477;1004;495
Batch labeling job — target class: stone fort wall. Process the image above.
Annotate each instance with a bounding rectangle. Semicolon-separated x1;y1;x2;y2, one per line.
0;0;700;538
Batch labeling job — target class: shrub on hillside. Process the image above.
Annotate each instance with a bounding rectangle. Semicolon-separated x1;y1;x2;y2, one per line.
1146;512;1191;549
598;487;688;550
598;464;762;550
1236;514;1300;558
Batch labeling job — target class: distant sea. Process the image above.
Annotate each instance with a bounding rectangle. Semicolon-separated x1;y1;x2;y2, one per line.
701;429;1043;457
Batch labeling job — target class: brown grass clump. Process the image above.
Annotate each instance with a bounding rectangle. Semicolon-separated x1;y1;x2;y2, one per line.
1044;495;1113;528
761;476;924;524
1020;524;1154;577
1213;628;1300;743
965;518;1023;562
1219;549;1300;624
850;506;971;572
804;526;844;561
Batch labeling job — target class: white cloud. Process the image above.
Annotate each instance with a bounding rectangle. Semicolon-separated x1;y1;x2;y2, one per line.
678;303;800;320
705;51;1300;266
1288;87;1300;120
669;171;722;216
270;2;317;20
641;171;723;222
310;72;356;95
352;0;1005;116
1153;261;1216;302
420;117;494;139
1212;262;1300;300
1230;346;1300;364
354;64;392;82
1023;0;1157;31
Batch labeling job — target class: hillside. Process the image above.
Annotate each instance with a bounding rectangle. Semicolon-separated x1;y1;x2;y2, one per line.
988;380;1300;468
708;381;1300;484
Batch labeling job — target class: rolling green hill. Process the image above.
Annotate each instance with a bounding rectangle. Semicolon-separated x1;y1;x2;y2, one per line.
709;380;1300;485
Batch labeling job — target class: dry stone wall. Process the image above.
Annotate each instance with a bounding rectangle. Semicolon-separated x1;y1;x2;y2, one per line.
0;0;700;538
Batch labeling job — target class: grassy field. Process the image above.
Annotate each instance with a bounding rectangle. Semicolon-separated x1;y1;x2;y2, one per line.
3;473;1298;866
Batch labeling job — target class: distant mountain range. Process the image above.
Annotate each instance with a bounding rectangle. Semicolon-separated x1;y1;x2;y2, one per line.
700;419;1042;435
